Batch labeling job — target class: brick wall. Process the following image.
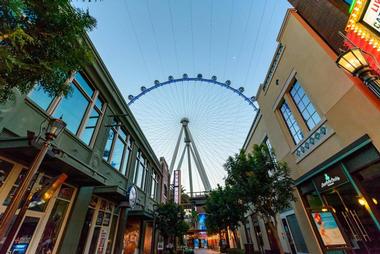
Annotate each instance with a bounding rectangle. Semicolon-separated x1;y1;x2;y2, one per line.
288;0;350;53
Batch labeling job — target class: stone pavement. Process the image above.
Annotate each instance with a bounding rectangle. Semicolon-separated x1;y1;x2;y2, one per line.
194;248;220;254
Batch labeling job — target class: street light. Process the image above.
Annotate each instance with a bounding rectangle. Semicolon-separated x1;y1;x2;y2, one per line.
151;204;160;254
0;117;66;248
336;48;380;98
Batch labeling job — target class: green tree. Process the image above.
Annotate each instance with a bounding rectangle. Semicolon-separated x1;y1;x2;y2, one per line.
225;144;295;254
205;185;246;249
156;202;190;252
0;0;96;102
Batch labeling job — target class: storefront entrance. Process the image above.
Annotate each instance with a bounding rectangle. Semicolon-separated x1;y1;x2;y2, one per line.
322;183;380;253
76;195;119;254
0;157;76;254
299;143;380;254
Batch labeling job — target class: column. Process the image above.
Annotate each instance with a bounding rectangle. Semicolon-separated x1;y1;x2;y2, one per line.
58;186;94;254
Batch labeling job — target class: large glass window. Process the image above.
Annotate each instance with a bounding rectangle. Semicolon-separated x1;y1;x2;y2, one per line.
53;82;90;134
280;101;304;144
290;81;321;130
28;86;54;111
27;72;105;146
36;185;74;253
103;119;132;175
150;171;158;199
0;159;14;188
134;151;146;189
10;216;40;253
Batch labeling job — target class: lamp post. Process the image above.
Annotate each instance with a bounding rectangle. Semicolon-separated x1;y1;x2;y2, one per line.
336;48;380;98
151;204;159;254
0;117;66;248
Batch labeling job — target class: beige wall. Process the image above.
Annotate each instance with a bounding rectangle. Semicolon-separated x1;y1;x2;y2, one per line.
242;9;380;254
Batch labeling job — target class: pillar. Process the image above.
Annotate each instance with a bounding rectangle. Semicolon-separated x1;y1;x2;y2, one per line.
114;207;128;254
58;186;94;254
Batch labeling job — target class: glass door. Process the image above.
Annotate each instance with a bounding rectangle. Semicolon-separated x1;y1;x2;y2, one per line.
77;196;116;254
323;183;380;253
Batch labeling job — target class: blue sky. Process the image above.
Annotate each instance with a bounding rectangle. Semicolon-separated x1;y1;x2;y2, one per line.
74;0;291;191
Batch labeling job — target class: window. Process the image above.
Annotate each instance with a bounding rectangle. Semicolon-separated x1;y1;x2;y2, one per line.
28;86;54;111
290;81;321;130
103;119;132;175
0;159;14;188
27;72;106;146
134;151;146;189
150;171;158;199
263;136;276;162
343;0;353;5
280;102;304;144
53;81;91;134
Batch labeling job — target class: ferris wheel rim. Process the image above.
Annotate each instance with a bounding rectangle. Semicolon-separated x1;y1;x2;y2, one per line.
127;74;258;111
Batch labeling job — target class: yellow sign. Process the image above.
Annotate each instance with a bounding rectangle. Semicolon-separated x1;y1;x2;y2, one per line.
346;0;380;50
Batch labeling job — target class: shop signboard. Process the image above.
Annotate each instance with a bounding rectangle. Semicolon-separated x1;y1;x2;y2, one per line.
314;166;348;192
362;0;380;33
174;170;181;204
311;212;347;247
198;213;206;231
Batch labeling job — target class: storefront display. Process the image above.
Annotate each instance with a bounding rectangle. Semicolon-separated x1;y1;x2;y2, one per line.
10;217;40;254
0;156;76;254
76;195;118;254
298;143;380;253
311;211;346;247
124;217;141;254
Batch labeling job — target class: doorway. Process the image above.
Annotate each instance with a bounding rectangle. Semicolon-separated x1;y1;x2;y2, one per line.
323;183;380;253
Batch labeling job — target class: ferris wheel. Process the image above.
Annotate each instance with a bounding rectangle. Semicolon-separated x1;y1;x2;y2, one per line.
128;74;257;194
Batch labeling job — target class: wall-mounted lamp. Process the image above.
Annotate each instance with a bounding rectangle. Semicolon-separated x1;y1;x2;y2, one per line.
358;197;367;206
336;48;380;98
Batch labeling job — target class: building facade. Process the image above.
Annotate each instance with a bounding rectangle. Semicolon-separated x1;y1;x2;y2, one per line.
0;37;165;254
239;6;380;254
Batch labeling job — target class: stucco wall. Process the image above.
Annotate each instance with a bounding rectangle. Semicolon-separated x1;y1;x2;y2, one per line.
244;9;380;254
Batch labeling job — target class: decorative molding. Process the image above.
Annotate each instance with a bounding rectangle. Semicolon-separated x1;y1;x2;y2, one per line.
263;43;285;92
293;120;335;162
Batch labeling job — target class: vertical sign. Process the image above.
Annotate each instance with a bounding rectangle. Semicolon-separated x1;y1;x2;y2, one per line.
174;170;181;204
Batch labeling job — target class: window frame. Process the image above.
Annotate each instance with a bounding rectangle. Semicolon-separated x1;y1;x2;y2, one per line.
289;80;321;131
27;72;106;148
103;119;133;175
133;151;147;189
150;170;158;199
279;100;304;145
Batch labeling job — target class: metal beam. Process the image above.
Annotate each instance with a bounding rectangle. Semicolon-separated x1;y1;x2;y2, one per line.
169;127;183;175
186;126;211;191
187;144;193;197
176;145;187;172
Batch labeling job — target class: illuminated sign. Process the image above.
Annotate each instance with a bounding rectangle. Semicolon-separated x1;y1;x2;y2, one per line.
174;170;181;204
362;0;380;33
314;167;347;192
198;213;207;231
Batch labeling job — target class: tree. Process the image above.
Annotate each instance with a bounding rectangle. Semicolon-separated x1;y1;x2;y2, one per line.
225;144;295;254
205;185;247;249
0;0;96;103
156;202;190;252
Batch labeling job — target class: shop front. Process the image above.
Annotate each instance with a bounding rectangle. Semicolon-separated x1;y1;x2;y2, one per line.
297;139;380;253
75;195;119;254
0;156;76;254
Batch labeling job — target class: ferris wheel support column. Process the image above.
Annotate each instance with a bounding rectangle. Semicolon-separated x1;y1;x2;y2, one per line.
186;126;211;191
186;143;193;197
169;127;184;175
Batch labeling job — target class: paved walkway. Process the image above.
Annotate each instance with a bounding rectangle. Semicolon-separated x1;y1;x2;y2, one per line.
194;248;220;254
